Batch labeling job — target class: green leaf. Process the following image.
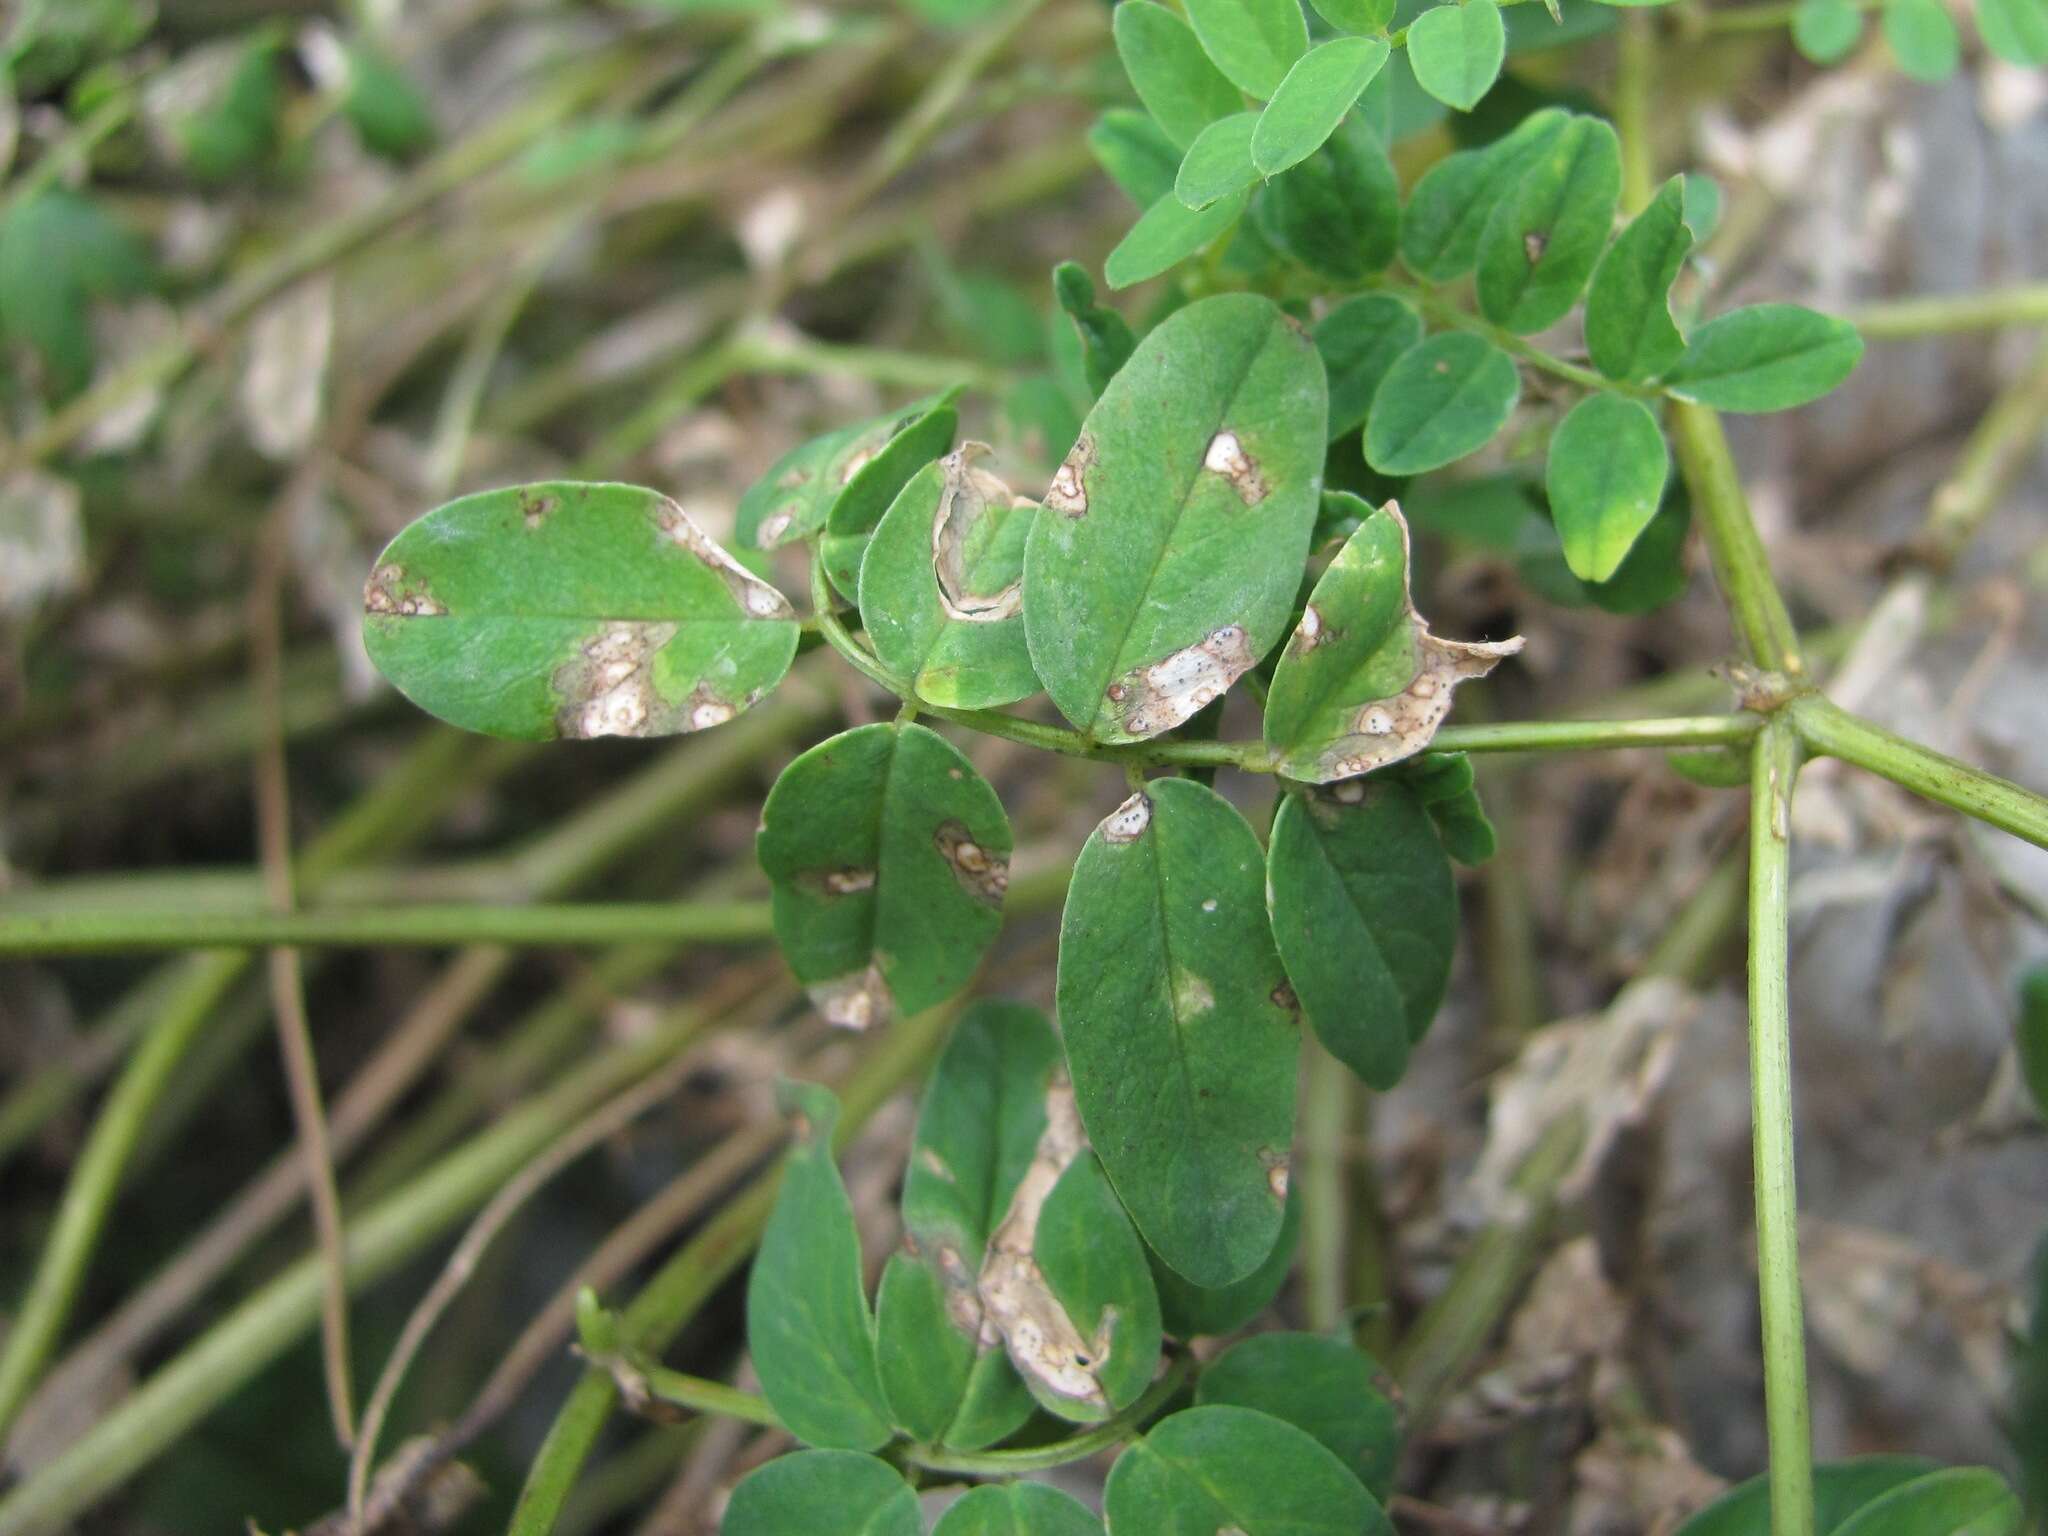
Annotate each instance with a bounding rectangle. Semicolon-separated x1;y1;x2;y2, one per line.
0;189;151;397
1310;0;1399;30
881;1000;1059;1447
723;1450;919;1536
1682;172;1723;241
1400;107;1569;279
1792;0;1866;61
1474;113;1620;333
1196;1332;1401;1503
1184;0;1311;97
744;1082;893;1450
1882;0;1961;77
934;1483;1106;1536
166;36;284;182
1023;293;1326;742
1406;0;1506;112
1518;482;1692;614
821;398;963;598
858;449;1040;709
1091;109;1184;208
1104;187;1249;289
1150;1183;1299;1337
361;482;800;742
1252;37;1390;176
1317;295;1423;440
1175;112;1263;209
1058;779;1300;1286
1585;174;1694;382
1054;262;1137;396
1675;1456;1944;1536
736;395;957;554
1663;304;1864;412
1364;332;1521;476
1115;0;1247;150
1265;501;1520;781
2019;968;2048;1122
1254;114;1402;283
1545;394;1670;582
757;722;1011;1028
1977;0;2048;64
1104;1405;1392;1534
342;41;436;161
1266;779;1456;1086
1413;759;1498;863
1833;1469;2023;1536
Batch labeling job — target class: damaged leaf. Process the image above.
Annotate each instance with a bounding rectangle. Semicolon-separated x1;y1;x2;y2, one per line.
978;1090;1163;1423
735;392;958;562
1363;332;1520;476
1196;1332;1401;1504
1474;112;1620;334
858;447;1040;709
1149;1183;1299;1338
757;723;1011;1028
1263;501;1522;782
723;1451;918;1536
821;396;963;598
1024;293;1327;742
876;1001;1057;1448
1266;777;1457;1088
1058;778;1300;1287
744;1082;892;1451
1103;1405;1391;1535
361;481;800;742
933;1482;1106;1536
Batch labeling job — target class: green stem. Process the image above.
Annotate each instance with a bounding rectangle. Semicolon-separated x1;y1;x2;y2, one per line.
1789;696;2048;849
1299;1041;1353;1336
1615;12;1658;217
0;901;774;957
605;1357;785;1430
1378;278;1645;398
1844;284;2048;338
906;1354;1195;1476
1914;339;2048;571
1668;400;1805;674
1748;718;1814;1536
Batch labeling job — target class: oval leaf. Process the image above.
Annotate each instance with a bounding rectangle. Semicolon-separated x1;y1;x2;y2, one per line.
723;1450;918;1536
1663;303;1863;413
1545;393;1670;583
1675;1455;1943;1536
1406;0;1506;112
757;722;1011;1029
1475;113;1620;334
1831;1469;2023;1536
1882;0;1960;77
1255;113;1401;283
1184;0;1311;97
1792;0;1865;60
1115;0;1247;150
1585;174;1694;382
1175;112;1262;209
1399;106;1569;279
1104;187;1248;289
1252;37;1390;176
1149;1181;1300;1338
737;394;953;555
859;447;1039;709
935;1483;1107;1536
1196;1332;1402;1502
1317;294;1423;440
1265;502;1522;781
363;481;799;742
821;397;962;599
1977;0;2048;64
1104;1405;1391;1535
1091;109;1184;208
1058;778;1299;1287
1267;778;1456;1087
744;1083;893;1450
1311;0;1398;27
1024;293;1327;742
1364;332;1521;476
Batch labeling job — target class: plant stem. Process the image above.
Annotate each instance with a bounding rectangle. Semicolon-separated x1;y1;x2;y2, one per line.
1914;339;2048;571
905;1354;1195;1475
1299;1041;1353;1337
1668;400;1805;675
1748;718;1814;1536
603;1358;785;1430
1378;278;1644;398
0;900;774;957
1788;696;2048;849
1615;11;1658;217
1844;283;2048;338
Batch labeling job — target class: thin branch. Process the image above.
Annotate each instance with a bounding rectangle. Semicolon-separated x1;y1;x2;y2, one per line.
1668;400;1805;675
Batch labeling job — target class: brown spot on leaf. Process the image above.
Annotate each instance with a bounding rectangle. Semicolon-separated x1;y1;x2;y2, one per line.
1112;624;1257;737
934;819;1008;904
808;962;890;1030
1271;980;1299;1013
1292;603;1331;653
654;496;794;619
554;621;677;739
930;443;1025;623
519;490;558;529
1045;433;1095;518
1102;792;1151;844
1523;230;1549;264
1201;430;1268;505
362;563;446;617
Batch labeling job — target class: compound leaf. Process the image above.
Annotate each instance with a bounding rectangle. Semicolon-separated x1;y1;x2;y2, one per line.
1103;1405;1391;1535
757;722;1010;1029
1057;779;1299;1287
1662;304;1863;412
1363;332;1520;476
362;481;799;742
1545;393;1670;582
1196;1332;1402;1503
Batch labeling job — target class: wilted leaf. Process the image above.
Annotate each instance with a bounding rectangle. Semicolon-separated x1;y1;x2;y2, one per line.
1058;779;1299;1287
362;482;799;742
757;722;1011;1028
1103;1405;1391;1534
1545;393;1670;582
1196;1332;1402;1502
1024;293;1325;742
1252;37;1390;176
1406;0;1506;112
723;1450;918;1536
1115;0;1245;150
744;1082;893;1451
1663;304;1863;412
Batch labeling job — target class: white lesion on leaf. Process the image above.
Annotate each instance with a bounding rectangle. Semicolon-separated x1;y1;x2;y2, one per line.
362;562;447;617
1107;624;1256;738
930;443;1026;624
1201;429;1269;505
933;818;1009;906
1044;433;1095;518
1102;792;1152;844
554;621;676;739
652;495;795;620
975;1079;1115;1412
807;961;891;1031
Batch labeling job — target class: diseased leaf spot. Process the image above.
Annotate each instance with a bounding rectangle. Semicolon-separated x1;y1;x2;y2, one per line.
654;498;795;619
839;445;877;485
1201;430;1268;505
1293;603;1331;653
519;490;558;529
1175;969;1216;1016
1523;231;1548;264
934;818;1009;905
1045;433;1095;518
1102;792;1152;844
756;507;796;548
808;962;890;1030
1112;624;1256;737
555;621;674;739
1271;980;1299;1013
362;562;446;617
918;1147;956;1182
930;443;1025;624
